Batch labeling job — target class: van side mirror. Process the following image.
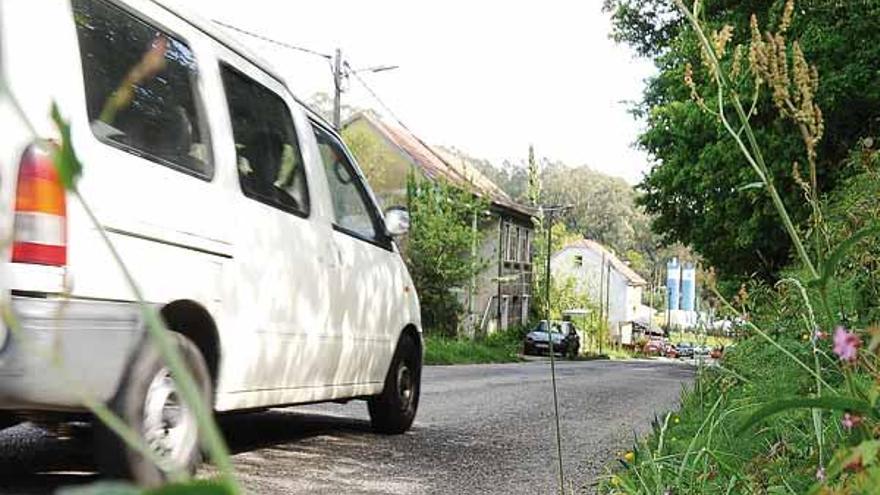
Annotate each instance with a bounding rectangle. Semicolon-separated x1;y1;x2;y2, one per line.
384;207;410;237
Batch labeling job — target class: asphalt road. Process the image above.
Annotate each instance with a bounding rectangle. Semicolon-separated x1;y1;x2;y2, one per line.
0;359;693;494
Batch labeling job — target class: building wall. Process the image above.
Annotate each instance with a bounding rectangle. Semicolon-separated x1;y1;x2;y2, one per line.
469;215;534;335
345;118;534;335
551;246;644;338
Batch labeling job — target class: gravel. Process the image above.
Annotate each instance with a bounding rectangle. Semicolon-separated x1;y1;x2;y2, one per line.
0;359;693;494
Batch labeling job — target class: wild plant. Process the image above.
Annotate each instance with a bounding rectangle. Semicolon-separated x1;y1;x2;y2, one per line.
605;0;880;492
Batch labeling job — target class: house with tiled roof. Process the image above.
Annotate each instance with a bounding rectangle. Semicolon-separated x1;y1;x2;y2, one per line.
343;111;536;334
551;239;652;345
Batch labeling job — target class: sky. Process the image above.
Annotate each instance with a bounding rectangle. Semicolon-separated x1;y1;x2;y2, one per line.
181;0;656;185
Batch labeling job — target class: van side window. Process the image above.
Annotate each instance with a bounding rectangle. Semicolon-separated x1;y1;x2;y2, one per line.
312;125;381;243
221;65;310;216
73;0;212;178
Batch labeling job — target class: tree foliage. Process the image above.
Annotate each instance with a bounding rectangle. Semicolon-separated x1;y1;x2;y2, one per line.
404;176;487;336
605;0;880;283
467;146;661;277
540;162;656;266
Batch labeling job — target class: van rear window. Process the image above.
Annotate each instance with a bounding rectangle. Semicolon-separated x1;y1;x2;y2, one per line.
73;0;212;178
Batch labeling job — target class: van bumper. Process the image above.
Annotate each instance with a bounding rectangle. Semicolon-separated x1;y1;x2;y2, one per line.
0;296;143;412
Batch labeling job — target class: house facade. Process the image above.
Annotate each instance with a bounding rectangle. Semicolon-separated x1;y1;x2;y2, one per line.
551;239;650;344
343;112;535;334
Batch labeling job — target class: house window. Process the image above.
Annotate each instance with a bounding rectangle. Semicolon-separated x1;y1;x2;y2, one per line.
526;230;533;262
513;227;521;262
574;255;584;267
505;223;516;262
519;229;530;263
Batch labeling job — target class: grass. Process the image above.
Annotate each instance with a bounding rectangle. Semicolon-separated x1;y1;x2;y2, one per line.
424;332;642;365
423;334;523;365
603;334;841;493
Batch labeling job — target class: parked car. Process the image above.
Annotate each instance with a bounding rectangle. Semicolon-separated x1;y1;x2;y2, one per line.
642;339;666;356
524;320;580;359
665;343;679;358
676;342;696;358
695;344;711;356
710;346;725;359
0;0;422;485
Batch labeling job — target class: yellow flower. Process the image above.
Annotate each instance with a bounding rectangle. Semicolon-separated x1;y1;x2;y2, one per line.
624;451;635;463
611;475;621;486
674;416;680;424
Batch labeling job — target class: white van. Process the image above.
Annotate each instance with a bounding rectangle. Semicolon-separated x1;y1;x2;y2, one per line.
0;0;422;484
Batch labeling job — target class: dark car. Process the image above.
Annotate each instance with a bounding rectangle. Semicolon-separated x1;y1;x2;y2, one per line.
676;342;695;358
523;321;580;359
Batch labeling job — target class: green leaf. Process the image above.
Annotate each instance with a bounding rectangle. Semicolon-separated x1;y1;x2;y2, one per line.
739;396;875;433
856;440;880;468
814;224;880;289
146;479;237;495
736;181;764;191
50;101;83;190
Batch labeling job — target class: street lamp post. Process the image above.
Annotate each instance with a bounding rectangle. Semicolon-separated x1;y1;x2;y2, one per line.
331;48;399;129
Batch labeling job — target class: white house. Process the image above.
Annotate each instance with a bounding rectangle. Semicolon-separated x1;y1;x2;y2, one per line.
551;239;650;345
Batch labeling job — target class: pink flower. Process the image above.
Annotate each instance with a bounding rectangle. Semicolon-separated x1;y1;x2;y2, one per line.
833;326;861;362
842;412;862;431
816;466;826;481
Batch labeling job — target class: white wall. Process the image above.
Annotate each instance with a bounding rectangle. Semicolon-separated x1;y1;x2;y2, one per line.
551;246;644;337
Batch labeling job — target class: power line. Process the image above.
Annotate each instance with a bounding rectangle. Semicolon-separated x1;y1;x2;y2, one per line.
344;60;410;131
212;20;333;60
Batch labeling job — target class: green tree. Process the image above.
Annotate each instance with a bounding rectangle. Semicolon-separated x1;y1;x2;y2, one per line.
531;161;663;282
405;176;488;336
604;0;880;284
341;119;397;193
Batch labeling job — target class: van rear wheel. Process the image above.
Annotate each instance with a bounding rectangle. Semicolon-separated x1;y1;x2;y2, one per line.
95;333;212;487
368;335;420;434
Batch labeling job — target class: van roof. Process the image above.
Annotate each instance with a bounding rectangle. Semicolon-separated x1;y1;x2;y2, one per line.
148;0;334;130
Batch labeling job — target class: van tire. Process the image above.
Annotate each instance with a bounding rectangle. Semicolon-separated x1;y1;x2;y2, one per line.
368;335;420;434
94;333;212;487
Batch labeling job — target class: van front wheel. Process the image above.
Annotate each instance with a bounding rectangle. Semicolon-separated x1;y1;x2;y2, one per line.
95;333;212;487
368;335;420;434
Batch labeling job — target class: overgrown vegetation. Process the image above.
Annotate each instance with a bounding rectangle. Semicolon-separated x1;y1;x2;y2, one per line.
404;175;488;336
424;326;528;365
605;0;880;287
600;1;880;492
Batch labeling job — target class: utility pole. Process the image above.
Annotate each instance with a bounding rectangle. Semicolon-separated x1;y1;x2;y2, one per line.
333;48;343;130
331;48;399;130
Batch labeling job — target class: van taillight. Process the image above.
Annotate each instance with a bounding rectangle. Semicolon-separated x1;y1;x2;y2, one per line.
11;143;67;266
